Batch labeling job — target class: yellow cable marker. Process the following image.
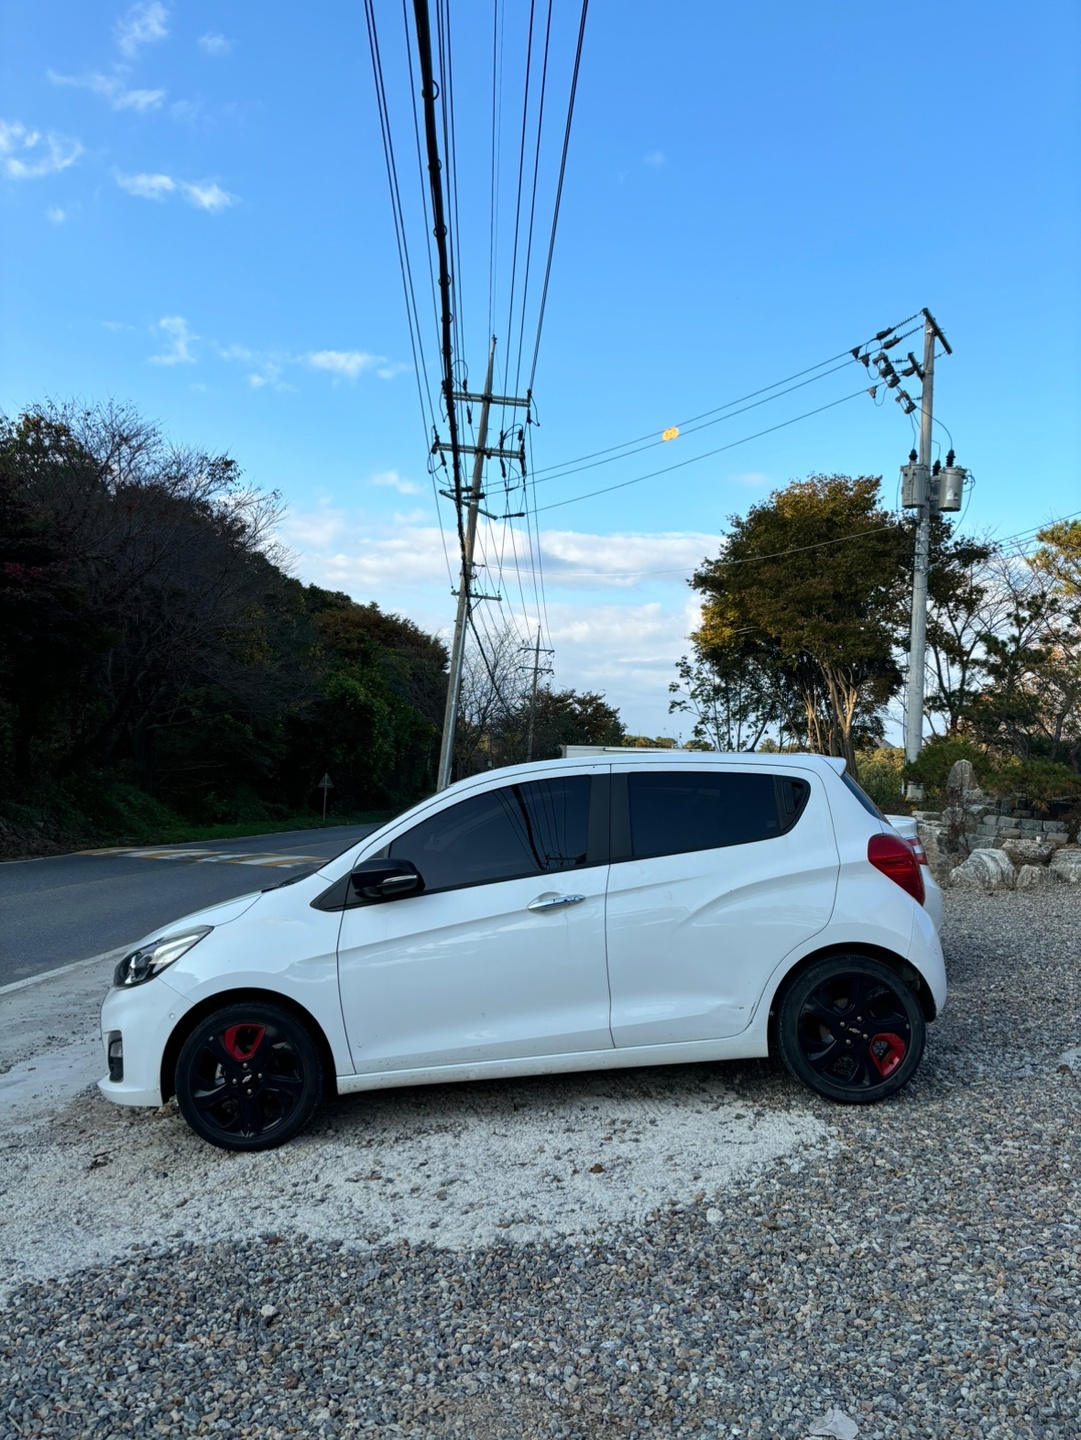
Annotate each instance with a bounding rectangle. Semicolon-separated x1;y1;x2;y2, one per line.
662;426;679;441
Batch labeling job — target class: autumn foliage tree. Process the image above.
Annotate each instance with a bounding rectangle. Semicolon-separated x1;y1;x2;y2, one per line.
689;475;912;771
0;402;451;834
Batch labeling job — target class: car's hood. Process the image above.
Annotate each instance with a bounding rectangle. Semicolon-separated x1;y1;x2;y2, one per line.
126;890;263;952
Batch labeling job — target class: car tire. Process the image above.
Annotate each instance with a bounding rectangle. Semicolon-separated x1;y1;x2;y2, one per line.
175;1001;323;1151
777;954;926;1104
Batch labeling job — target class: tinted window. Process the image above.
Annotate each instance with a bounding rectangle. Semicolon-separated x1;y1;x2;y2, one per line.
841;772;886;821
627;772;784;860
389;776;591;892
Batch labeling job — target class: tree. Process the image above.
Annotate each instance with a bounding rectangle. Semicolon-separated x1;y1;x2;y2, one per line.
451;622;624;775
963;540;1080;771
690;475;912;771
0;401;452;829
284;591;448;808
923;521;996;736
668;651;779;752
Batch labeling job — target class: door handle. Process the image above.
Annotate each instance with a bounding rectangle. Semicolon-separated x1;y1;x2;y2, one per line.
527;893;586;912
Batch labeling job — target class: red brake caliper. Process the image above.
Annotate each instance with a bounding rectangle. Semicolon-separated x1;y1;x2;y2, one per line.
869;1032;905;1078
222;1024;266;1061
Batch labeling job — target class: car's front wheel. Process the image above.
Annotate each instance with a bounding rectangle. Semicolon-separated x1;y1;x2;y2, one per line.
777;955;926;1103
175;1001;323;1150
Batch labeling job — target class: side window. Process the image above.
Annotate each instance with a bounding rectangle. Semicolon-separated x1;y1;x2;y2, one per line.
840;771;885;821
626;772;787;860
388;775;591;892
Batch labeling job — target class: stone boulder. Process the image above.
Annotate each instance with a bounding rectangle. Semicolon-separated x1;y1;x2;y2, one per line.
948;847;1016;891
946;758;985;797
1050;848;1081;885
1016;864;1059;891
916;821;961;885
1000;838;1056;868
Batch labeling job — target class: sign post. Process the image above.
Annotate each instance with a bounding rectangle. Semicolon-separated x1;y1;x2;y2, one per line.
317;773;334;825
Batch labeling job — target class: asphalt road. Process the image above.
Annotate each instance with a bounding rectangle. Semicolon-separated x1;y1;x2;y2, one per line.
0;824;380;987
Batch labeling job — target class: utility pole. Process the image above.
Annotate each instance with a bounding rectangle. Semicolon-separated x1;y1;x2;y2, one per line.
434;338;529;790
900;308;955;793
524;629;555;761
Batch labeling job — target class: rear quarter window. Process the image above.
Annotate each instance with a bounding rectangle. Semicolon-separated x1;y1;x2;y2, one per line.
840;772;887;822
625;771;809;861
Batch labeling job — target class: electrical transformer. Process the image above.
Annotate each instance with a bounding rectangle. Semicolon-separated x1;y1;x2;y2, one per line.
934;464;966;512
900;462;929;508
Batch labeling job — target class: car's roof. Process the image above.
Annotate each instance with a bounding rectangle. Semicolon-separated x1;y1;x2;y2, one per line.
441;750;846;798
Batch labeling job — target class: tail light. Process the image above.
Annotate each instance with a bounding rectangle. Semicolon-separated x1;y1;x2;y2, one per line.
868;832;925;905
907;836;929;867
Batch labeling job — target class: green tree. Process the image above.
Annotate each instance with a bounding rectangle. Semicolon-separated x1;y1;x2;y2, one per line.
690;475;912;772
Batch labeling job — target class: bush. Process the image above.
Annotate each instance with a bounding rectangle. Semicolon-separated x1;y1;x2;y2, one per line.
856;747;905;811
902;738;988;804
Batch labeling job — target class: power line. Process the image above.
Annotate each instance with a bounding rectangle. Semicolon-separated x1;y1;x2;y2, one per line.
535;386;870;514
410;0;466;552
501;0;539;404
530;356;860;489
527;0;589;394
528;312;923;482
364;0;451;584
512;0;555;401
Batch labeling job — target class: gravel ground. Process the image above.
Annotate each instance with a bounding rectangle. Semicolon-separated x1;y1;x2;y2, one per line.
2;889;1079;1439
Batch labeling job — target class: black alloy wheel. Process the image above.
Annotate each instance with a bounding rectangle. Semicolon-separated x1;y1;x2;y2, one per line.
175;1001;323;1151
777;955;926;1104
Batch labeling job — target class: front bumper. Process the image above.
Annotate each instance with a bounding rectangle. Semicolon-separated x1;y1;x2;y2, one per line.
98;978;194;1108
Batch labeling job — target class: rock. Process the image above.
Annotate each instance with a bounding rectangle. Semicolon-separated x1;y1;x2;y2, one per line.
1050;848;1081;884
949;847;1016;891
1000;838;1055;868
946;759;980;793
916;822;958;885
1016;865;1058;890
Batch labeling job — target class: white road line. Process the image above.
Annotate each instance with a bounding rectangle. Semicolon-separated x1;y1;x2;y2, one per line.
0;945;131;997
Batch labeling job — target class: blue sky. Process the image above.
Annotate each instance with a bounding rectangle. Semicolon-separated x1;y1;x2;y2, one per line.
2;1;1078;737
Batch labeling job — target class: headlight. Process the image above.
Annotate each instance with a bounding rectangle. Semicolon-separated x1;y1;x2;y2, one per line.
112;927;213;988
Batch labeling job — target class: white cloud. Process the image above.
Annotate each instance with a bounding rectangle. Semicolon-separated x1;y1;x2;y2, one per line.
217;342;406;392
198;32;232;57
643;149;666;167
731;470;771;489
539;530;715;589
281;509;452;591
148;315;196;365
371;471;422;496
47;205;67;223
0;120;82;179
115;2;169;59
115;171;236;210
48;69;164;111
218;344;292;391
183;180;234;211
279;509;711;736
116;170;175;199
306;350;386;381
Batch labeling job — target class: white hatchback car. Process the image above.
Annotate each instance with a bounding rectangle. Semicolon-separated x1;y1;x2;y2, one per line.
99;753;946;1150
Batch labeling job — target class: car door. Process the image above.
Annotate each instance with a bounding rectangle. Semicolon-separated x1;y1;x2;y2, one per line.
336;771;613;1075
604;765;839;1045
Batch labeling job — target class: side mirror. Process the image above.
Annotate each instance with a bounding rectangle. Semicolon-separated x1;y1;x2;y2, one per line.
349;857;423;902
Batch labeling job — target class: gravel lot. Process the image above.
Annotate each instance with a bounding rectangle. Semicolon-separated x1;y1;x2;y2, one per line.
2;889;1079;1438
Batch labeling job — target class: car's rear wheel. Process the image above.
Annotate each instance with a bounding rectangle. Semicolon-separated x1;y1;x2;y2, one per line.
777;955;925;1104
175;1002;323;1151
